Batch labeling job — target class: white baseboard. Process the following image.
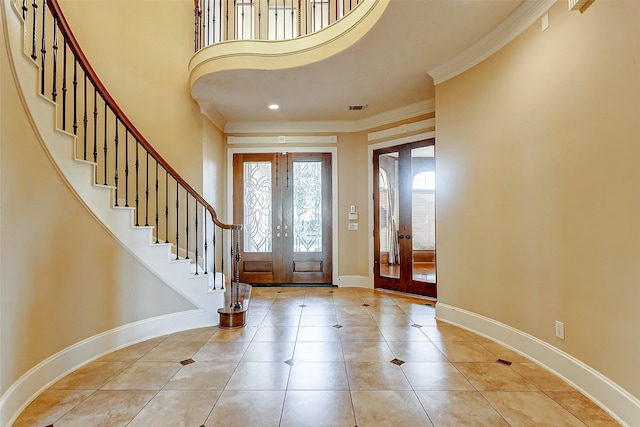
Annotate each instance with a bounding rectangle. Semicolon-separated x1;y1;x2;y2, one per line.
436;303;639;427
337;275;372;288
0;309;218;427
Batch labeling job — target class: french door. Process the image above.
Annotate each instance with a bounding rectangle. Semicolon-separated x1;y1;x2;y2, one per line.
233;153;332;284
373;139;437;297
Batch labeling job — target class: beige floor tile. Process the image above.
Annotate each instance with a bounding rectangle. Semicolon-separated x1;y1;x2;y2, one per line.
138;340;204;362
301;305;336;315
338;325;385;342
434;341;498;362
288;362;349;390
101;361;182;390
191;341;250;363
281;391;356;427
407;314;439;326
208;326;257;342
417;391;509;427
225;362;291;390
50;361;132;389
479;341;531;363
262;314;302;326
422;325;474;341
246;314;266;326
162;326;217;343
294;341;345;362
546;391;621;426
346;362;412;390
12;390;94;427
52;390;156;427
127;390;219;427
335;305;372;316
253;326;299;342
205;391;285;427
483;391;586;426
241;341;296;362
163;362;237;390
297;326;341;341
96;340;161;362
335;313;377;326
342;341;395;362
387;341;448;363
299;314;339;326
454;363;538;391
362;296;396;306
267;305;303;316
510;362;575;391
371;313;414;326
379;325;431;341
366;304;406;315
246;305;271;316
401;362;475;391
351;390;433;426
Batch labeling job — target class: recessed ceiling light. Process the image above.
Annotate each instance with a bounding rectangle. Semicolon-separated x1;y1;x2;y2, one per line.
268;104;280;110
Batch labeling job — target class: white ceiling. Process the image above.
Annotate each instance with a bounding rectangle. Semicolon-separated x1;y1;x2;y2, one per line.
192;0;524;128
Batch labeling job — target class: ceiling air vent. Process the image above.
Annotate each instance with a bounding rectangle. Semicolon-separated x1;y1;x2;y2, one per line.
348;104;368;111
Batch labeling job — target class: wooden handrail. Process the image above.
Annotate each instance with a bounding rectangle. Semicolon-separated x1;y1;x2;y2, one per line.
47;0;240;231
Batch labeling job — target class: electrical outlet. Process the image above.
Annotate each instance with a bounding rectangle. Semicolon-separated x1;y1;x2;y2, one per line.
348;223;358;231
555;320;565;340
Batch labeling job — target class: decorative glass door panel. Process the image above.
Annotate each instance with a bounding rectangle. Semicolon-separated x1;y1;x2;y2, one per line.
234;153;332;284
374;139;436;298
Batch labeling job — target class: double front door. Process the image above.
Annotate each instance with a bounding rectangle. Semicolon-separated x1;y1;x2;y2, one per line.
373;139;437;297
233;153;332;284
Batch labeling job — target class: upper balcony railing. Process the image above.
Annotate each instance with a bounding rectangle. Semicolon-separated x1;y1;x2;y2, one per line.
193;0;362;51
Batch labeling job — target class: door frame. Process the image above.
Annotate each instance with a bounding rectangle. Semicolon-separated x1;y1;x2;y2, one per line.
227;146;338;285
367;131;436;289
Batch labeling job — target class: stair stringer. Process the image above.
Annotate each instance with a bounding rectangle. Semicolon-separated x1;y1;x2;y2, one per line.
4;2;225;324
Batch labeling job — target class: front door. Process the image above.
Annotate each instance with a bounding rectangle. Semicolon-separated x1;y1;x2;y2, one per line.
373;139;436;297
233;152;332;284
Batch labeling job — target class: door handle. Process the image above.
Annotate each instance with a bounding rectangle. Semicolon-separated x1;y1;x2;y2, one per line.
397;234;411;240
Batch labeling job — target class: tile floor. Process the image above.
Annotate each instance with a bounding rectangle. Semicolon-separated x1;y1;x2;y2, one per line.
14;287;619;427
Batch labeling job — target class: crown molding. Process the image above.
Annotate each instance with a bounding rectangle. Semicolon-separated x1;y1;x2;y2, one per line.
368;118;435;142
227;135;337;144
195;99;226;131
223;98;435;134
428;0;557;85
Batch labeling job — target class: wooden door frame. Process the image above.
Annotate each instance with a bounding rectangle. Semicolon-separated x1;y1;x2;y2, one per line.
367;131;436;289
227;146;338;285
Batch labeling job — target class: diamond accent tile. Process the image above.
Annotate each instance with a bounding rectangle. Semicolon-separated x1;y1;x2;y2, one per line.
362;303;370;307
299;304;308;307
333;324;344;329
390;358;405;366
411;323;423;328
180;358;195;366
496;358;512;366
285;358;299;366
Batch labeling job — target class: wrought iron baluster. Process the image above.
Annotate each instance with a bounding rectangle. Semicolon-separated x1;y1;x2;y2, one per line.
175;180;179;260
204;213;209;276
114;117;119;205
22;0;28;21
165;170;169;242
195;201;199;275
61;37;67;130
145;152;149;226
124;130;129;207
40;0;46;95
220;228;224;290
93;86;98;182
135;140;139;226
51;17;58;102
185;189;190;259
82;72;87;158
30;0;37;60
194;0;200;51
103;102;108;185
155;161;159;243
234;228;241;308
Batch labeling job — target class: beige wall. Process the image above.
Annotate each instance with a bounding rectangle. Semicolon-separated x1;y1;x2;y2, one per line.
59;0;206;192
0;24;195;396
436;0;640;398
